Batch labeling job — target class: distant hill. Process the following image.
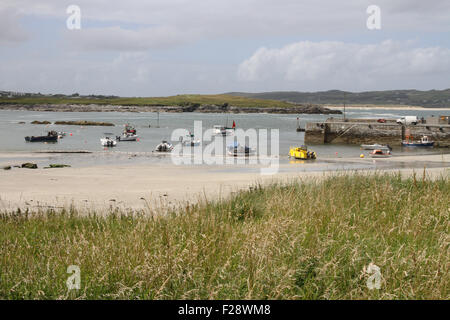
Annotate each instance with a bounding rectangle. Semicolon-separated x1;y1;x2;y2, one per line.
226;89;450;108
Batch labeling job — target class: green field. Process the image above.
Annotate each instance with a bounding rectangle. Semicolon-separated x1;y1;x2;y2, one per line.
0;94;294;109
0;173;448;299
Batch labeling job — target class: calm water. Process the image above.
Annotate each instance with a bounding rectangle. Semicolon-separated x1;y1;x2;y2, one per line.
0;108;448;169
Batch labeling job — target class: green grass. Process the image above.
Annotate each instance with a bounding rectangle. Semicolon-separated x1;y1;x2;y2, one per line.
0;94;294;109
0;173;448;299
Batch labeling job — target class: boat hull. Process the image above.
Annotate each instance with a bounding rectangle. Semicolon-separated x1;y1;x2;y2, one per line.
401;142;434;147
361;144;384;150
117;135;138;141
289;147;316;160
100;138;116;147
25;136;58;142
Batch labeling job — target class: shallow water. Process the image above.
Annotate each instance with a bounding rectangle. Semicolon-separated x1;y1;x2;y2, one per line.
0;109;448;169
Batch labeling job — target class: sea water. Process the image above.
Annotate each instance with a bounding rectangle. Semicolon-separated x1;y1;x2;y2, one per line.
0;109;447;170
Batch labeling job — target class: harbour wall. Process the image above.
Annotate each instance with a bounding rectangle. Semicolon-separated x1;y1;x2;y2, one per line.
305;119;450;146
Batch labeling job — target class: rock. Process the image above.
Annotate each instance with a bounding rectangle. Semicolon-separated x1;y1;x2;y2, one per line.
47;164;71;168
31;120;51;125
2;166;11;170
21;163;38;169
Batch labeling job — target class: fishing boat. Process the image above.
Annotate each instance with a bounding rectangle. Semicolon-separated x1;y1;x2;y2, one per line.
155;140;174;152
227;142;256;156
213;120;236;136
361;143;392;150
369;149;391;158
117;124;138;141
402;135;434;147
181;132;201;146
25;131;58;142
100;137;117;147
289;146;316;160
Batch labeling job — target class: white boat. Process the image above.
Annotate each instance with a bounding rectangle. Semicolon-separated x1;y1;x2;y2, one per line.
361;143;391;150
57;132;67;139
154;140;174;152
116;133;138;141
181;133;201;146
214;125;235;136
227;142;256;157
369;149;391;158
101;137;117;147
214;120;236;136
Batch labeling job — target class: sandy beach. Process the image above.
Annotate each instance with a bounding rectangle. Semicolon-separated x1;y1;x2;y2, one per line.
0;153;448;212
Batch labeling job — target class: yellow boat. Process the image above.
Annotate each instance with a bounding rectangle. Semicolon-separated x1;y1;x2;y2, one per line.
289;146;317;160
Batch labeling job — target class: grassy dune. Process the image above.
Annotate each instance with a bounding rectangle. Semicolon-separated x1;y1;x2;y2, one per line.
0;173;448;299
0;94;294;109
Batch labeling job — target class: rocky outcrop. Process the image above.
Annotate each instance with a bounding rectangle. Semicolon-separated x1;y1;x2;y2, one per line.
54;120;114;126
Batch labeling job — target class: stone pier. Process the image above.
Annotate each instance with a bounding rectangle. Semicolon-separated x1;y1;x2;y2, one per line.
305;119;450;146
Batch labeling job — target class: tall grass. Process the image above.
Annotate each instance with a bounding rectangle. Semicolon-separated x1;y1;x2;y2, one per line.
0;173;448;299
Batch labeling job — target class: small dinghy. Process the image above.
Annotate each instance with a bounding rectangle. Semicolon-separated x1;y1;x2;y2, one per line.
155;140;174;152
100;137;117;147
227;142;256;157
180;133;201;146
25;131;58;142
369;149;391;158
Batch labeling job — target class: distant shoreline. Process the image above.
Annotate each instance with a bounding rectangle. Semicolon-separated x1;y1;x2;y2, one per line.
325;104;450;111
0;103;342;115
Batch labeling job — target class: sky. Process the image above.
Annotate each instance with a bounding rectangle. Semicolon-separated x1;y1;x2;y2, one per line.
1;0;450;96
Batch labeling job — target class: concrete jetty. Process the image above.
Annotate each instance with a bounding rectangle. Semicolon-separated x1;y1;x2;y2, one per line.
305;118;450;146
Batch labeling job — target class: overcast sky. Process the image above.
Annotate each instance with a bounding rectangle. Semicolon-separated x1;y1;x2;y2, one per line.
1;0;450;96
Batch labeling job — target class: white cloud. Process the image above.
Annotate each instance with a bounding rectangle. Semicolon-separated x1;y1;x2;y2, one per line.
237;40;450;91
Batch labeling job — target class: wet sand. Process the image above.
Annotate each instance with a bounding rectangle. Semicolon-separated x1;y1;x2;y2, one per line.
0;153;448;212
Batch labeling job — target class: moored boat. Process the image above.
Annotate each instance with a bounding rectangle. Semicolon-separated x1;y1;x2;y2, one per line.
369;149;391;158
227;142;256;156
100;137;117;147
402;135;434;147
289;146;316;160
25;131;58;142
117;124;138;141
361;143;392;150
181;132;201;146
155;140;174;152
214;120;236;136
